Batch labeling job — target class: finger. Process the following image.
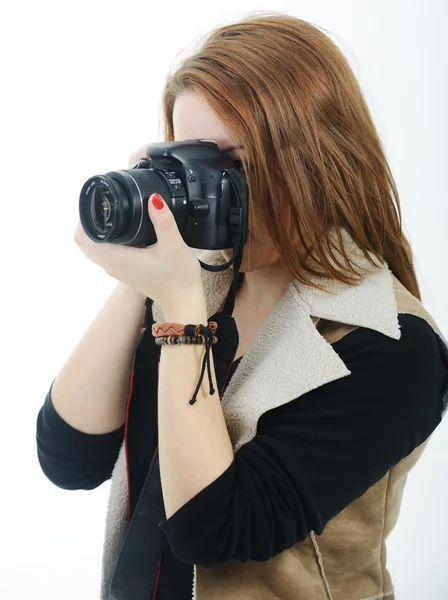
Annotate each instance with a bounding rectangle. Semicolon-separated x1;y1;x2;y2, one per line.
147;193;183;247
74;221;91;246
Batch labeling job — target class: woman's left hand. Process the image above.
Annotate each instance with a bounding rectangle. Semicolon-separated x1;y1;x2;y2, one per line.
74;193;205;314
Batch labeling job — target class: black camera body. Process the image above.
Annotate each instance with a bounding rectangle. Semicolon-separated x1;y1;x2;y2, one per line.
79;140;249;250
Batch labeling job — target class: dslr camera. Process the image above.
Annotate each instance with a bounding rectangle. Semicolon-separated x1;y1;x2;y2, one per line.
79;140;249;250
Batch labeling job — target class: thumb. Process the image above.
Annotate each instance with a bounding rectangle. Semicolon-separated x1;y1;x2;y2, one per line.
148;193;182;245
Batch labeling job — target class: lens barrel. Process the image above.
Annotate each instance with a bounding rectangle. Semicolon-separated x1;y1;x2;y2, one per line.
79;168;171;245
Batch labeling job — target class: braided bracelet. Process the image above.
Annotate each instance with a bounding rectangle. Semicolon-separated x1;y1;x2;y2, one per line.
152;321;218;338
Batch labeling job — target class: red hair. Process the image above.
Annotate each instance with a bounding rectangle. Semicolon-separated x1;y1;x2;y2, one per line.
162;13;420;299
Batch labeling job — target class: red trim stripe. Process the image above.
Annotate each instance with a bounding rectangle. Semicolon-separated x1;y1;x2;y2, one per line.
124;355;137;526
151;561;162;600
151;363;162;598
220;361;234;399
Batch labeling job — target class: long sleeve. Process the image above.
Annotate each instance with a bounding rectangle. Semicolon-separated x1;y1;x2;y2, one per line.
159;314;447;567
36;383;125;490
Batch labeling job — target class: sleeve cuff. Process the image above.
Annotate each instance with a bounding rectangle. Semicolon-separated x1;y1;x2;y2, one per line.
39;380;125;446
159;460;236;545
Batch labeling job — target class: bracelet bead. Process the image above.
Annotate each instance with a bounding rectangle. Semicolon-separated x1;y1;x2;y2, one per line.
155;335;218;346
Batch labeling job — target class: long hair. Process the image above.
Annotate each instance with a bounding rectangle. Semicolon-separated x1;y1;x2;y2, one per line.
162;13;421;299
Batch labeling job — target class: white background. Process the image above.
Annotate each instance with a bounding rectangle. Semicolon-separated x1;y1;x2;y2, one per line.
1;0;447;598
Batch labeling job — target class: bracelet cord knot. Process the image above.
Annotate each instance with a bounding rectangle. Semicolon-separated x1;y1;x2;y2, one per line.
184;324;215;405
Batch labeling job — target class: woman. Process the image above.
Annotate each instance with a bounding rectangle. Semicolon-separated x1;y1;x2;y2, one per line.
36;13;448;600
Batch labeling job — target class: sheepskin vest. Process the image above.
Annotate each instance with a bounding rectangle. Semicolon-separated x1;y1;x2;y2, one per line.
101;230;448;600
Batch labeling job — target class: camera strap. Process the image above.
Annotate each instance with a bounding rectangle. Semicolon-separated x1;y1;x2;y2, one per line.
198;166;248;296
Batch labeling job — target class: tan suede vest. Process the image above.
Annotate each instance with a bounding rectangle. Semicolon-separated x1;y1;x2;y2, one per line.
101;231;448;600
193;276;441;600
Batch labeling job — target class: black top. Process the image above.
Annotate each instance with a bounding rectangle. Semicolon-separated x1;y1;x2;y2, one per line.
36;277;448;599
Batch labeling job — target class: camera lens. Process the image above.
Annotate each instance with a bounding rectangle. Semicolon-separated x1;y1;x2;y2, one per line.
80;175;129;242
79;169;177;246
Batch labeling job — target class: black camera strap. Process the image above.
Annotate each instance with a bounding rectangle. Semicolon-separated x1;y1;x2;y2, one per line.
184;167;247;405
198;166;248;296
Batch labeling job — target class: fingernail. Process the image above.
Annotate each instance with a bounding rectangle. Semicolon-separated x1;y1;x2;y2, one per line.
151;193;164;210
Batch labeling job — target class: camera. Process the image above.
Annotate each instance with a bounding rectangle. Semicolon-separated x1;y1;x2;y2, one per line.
79;140;249;250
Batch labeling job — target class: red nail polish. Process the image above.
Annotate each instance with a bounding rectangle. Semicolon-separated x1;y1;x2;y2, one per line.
151;193;164;210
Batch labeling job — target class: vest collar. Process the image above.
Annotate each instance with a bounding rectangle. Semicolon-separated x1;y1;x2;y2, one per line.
152;229;401;450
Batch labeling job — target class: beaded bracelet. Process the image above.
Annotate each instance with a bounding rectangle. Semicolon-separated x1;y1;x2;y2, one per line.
155;335;218;346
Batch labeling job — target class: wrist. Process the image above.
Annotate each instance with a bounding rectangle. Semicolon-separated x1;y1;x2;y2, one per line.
115;282;146;303
161;292;207;324
162;309;208;325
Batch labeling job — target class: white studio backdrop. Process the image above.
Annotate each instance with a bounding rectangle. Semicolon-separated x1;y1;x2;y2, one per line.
0;1;447;598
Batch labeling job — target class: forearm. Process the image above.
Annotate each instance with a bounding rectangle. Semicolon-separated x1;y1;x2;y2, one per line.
158;301;234;519
51;282;146;434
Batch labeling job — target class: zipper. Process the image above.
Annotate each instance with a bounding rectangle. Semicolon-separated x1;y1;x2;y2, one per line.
192;565;197;600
